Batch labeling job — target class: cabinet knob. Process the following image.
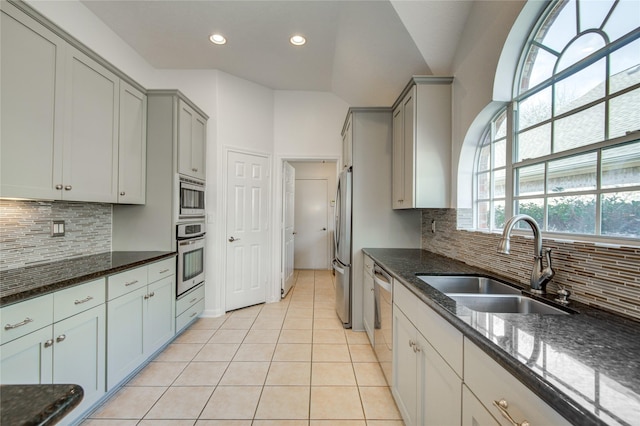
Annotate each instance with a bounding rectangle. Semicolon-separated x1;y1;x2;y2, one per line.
56;334;66;343
493;399;530;426
64;185;72;191
44;339;54;348
55;184;63;190
120;191;126;196
192;168;198;172
398;199;404;203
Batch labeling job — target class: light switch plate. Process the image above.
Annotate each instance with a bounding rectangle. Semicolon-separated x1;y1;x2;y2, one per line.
52;220;65;237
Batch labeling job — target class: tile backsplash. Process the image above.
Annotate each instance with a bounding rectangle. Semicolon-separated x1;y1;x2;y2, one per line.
422;209;640;321
0;200;112;270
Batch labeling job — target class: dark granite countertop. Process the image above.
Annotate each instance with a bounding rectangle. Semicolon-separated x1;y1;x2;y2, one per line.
0;251;176;307
0;384;83;425
363;248;640;426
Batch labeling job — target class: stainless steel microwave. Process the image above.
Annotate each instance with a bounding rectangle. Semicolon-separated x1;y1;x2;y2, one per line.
178;175;205;219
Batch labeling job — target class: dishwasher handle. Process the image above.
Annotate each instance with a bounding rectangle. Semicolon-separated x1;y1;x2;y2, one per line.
373;267;392;293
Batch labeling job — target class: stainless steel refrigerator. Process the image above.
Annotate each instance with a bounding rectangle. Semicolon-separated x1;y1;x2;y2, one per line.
333;167;352;327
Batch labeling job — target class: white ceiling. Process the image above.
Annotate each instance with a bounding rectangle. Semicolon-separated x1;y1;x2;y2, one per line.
80;0;473;106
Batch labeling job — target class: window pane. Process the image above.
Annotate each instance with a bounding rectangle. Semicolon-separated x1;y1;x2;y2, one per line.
557;33;606;72
554;102;605;152
494;139;506;168
478;145;491;171
538;0;577;53
554;59;606;114
609;88;640;139
519;87;552;129
493;200;506;229
579;0;615;32
603;0;640;43
602;142;640;188
548;152;597;193
516;164;545;196
493;169;506;198
477;201;490;229
516;199;545;229
548;195;596;234
609;39;640;94
517;124;551;161
521;45;558;91
478;172;490;199
602;191;640;238
495;111;507;139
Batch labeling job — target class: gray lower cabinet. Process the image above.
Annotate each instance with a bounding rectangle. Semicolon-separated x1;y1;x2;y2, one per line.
176;284;205;333
0;280;107;426
107;259;176;389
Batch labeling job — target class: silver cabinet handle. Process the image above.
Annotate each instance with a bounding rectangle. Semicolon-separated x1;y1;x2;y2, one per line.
120;191;126;196
192;168;198;172
493;399;530;426
74;296;94;305
159;269;170;274
64;185;72;190
409;339;414;348
144;292;155;300
189;311;197;318
55;184;63;190
4;317;33;330
189;297;198;304
44;339;54;348
149;292;155;298
228;236;240;242
398;199;404;203
144;293;150;300
56;334;66;343
125;280;139;287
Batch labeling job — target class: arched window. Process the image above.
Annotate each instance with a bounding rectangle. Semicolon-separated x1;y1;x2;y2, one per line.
475;0;640;240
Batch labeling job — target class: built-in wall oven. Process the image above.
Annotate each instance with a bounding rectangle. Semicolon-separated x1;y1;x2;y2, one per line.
178;175;205;220
177;222;205;298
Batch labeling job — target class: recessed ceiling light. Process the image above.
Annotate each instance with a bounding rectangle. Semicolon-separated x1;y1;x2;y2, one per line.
209;34;227;45
290;35;306;46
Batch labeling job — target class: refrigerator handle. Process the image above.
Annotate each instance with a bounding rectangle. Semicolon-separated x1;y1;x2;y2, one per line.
332;259;345;274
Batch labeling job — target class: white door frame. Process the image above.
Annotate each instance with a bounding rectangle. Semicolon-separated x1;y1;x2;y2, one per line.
272;155;340;301
221;146;272;311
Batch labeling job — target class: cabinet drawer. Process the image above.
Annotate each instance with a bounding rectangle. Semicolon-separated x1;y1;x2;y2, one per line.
414;300;463;377
148;257;175;283
176;284;204;316
464;339;570;426
54;278;106;322
364;255;374;277
176;298;204;332
1;294;53;344
393;280;417;319
108;266;147;300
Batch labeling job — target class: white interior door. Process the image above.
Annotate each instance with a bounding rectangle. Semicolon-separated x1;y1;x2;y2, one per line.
226;151;270;311
282;161;295;297
294;179;329;269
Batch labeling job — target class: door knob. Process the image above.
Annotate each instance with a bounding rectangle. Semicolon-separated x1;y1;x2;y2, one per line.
322;227;327;231
228;236;240;242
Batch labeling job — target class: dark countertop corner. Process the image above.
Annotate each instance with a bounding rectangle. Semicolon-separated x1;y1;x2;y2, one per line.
0;384;84;426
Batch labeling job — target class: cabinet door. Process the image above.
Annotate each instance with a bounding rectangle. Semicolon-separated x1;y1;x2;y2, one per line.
363;269;375;346
392;105;405;209
118;81;147;204
402;89;415;208
53;305;105;418
0;4;65;199
392;306;417;425
0;326;53;384
63;47;119;202
417;333;462;426
462;385;500;426
178;99;206;180
144;276;176;356
342;114;353;169
107;287;145;389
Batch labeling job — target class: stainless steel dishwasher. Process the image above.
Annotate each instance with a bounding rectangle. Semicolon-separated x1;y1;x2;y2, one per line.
373;265;393;387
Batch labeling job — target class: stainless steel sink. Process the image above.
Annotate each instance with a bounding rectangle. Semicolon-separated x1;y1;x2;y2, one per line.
417;275;521;295
449;294;569;315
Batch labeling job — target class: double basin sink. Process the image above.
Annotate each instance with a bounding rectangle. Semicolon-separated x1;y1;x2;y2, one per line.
417;275;570;315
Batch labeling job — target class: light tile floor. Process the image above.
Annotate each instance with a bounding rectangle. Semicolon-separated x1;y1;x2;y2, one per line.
82;270;404;425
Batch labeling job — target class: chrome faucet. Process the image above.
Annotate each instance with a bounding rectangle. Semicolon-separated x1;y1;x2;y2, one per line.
497;214;554;294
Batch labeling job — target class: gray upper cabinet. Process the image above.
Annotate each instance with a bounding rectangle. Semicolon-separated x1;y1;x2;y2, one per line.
178;99;206;181
0;1;146;204
118;82;147;204
342;113;353;169
63;47;120;203
1;3;66;200
392;77;453;210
